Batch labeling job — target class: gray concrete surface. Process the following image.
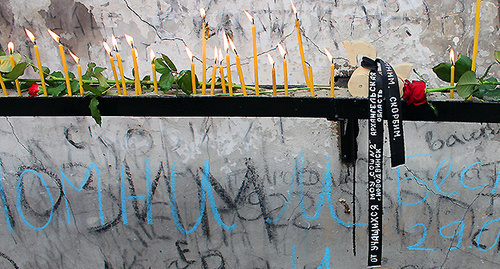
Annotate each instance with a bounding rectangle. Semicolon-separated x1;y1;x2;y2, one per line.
0;117;499;268
1;0;499;88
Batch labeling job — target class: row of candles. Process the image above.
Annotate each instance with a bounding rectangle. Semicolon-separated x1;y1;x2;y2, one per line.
0;0;483;98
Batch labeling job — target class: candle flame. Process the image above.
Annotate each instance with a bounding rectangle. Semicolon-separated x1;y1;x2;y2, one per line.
228;36;237;55
267;53;275;66
103;41;112;55
185;46;193;61
47;29;60;43
243;10;254;24
214;46;218;63
69;50;80;64
277;43;287;58
150;49;156;61
450;48;455;65
324;48;333;63
290;0;297;14
111;35;118;50
124;34;134;48
200;8;206;18
7;42;14;54
223;32;229;53
218;48;223;65
25;28;36;43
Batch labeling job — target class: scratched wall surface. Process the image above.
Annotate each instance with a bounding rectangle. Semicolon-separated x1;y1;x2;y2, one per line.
0;117;500;268
1;0;499;88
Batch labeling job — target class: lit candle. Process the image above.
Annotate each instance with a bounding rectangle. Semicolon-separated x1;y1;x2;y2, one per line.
150;49;158;95
0;71;6;96
472;0;481;71
25;29;47;96
325;48;335;97
223;33;234;96
450;49;455;99
290;0;310;88
112;35;127;95
125;34;141;95
211;46;218;95
218;49;227;94
200;8;207;95
267;53;277;96
185;46;196;94
277;43;288;96
244;10;259;96
48;29;72;96
103;41;122;95
7;42;21;96
308;64;314;97
228;36;246;96
69;50;84;96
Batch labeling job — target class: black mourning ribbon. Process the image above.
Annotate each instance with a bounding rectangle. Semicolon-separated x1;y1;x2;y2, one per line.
361;57;405;268
361;57;406;167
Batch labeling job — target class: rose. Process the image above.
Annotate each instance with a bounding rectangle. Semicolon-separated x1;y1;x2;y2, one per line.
28;83;40;97
403;80;426;105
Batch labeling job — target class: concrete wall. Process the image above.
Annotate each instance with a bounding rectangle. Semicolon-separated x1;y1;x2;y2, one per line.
1;0;499;88
0;116;499;268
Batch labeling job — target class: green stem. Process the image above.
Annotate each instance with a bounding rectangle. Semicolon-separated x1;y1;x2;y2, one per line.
425;86;455;93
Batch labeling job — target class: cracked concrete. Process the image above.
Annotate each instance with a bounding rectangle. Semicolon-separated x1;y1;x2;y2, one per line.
1;0;499;88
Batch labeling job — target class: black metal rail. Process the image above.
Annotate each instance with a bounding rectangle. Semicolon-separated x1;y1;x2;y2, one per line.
0;96;498;123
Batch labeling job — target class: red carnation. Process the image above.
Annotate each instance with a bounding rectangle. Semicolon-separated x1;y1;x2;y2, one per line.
28;83;40;97
403;80;427;105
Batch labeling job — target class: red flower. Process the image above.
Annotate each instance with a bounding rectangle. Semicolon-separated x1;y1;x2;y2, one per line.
403;80;426;105
28;83;40;97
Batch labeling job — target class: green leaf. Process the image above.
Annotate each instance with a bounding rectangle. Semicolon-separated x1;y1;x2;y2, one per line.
154;58;170;74
85;62;96;77
92;67;109;88
474;77;500;99
83;84;104;97
456;71;478;98
480;63;496;80
4;62;27;79
162;54;177;72
0;49;4;56
42;66;50;77
0;54;21;73
47;83;67;96
176;70;197;95
495;51;500;64
159;72;175;92
94;67;106;74
89;97;102;126
432;54;472;83
70;80;80;95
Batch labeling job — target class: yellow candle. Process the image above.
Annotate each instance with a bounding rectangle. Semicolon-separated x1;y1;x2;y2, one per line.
308;65;314;97
112;35;127;95
211;46;218;95
291;1;310;88
277;43;288;96
228;37;246;96
185;46;196;94
103;41;122;95
450;49;455;99
125;34;141;95
25;29;47;96
219;49;227;94
267;53;277;96
223;33;233;96
48;30;72;96
150;49;158;95
7;42;21;96
0;75;6;96
244;10;259;96
201;8;207;95
325;48;335;97
472;0;481;71
69;51;84;96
